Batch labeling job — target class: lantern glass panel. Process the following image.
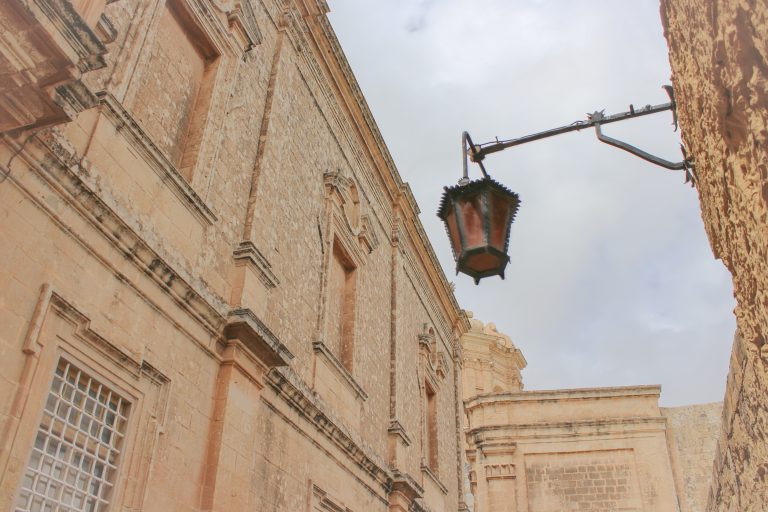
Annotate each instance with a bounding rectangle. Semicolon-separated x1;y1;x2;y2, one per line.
458;193;484;247
489;190;511;251
445;208;463;257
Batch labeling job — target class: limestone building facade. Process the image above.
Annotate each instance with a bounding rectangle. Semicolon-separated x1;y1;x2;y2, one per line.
0;0;469;511
661;1;768;510
461;316;722;512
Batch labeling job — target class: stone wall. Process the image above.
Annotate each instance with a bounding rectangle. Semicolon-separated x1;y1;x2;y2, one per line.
0;0;468;510
660;1;768;510
662;403;724;512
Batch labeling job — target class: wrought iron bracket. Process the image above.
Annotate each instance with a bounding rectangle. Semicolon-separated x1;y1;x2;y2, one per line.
462;85;695;186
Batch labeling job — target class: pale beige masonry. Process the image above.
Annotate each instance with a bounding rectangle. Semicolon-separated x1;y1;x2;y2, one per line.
0;0;469;511
461;316;722;512
660;1;768;510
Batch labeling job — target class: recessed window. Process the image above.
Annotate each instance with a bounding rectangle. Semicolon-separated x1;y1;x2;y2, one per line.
15;359;130;512
326;239;357;372
425;381;438;473
131;0;219;181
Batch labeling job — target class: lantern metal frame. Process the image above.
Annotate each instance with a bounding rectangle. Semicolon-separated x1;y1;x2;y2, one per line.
438;177;520;284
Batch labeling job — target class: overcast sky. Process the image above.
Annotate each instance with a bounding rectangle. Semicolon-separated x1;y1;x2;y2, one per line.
328;0;736;406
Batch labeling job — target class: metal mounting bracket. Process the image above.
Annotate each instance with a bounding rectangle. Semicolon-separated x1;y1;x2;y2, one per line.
462;85;696;186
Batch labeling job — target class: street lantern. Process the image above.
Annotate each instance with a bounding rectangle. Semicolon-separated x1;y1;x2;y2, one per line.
441;86;693;284
438;177;520;284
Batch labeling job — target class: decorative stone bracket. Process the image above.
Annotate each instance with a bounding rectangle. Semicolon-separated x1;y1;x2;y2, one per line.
0;0;108;134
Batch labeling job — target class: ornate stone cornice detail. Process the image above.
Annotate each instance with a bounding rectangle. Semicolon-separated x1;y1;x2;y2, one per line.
387;420;413;446
7;129;228;335
467;417;668;442
484;463;515;480
324;168;379;259
226;0;264;51
233;241;279;288
226;308;294;367
419;324;448;385
30;0;108;72
357;214;379;253
390;468;423;502
51;80;100;121
266;367;391;491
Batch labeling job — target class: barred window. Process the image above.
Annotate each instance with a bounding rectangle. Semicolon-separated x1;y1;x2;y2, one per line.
15;359;130;512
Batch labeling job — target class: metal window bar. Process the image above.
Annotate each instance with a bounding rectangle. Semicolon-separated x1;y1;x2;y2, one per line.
15;359;130;512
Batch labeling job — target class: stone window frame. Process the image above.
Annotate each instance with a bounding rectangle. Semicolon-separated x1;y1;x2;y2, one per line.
1;286;169;512
117;0;259;193
417;324;449;494
314;168;378;401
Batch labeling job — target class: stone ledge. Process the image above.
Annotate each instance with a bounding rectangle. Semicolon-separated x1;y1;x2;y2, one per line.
468;417;668;440
388;419;413;446
30;0;108;72
391;468;424;500
420;463;448;495
266;367;390;491
225;308;293;368
465;384;662;409
312;341;368;401
98;92;218;226
233;241;279;288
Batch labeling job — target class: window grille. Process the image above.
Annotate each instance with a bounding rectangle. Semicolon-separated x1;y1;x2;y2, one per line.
15;359;130;512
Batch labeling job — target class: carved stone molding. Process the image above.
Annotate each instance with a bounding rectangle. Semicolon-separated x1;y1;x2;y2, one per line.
225;308;294;368
97;92;218;225
484;463;516;480
388;419;413;447
266;367;391;491
233;241;280;288
0;0;107;133
419;324;448;387
5;129;228;335
312;341;368;401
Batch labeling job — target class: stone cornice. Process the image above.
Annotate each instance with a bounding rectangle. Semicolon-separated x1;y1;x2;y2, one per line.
420;463;449;495
226;308;294;367
465;384;662;410
29;0;108;72
387;420;413;447
4;129;229;336
233;241;280;288
467;417;669;442
390;469;423;501
97;92;218;225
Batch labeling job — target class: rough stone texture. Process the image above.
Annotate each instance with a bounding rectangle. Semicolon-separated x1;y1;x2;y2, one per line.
462;318;722;512
662;403;724;512
660;1;768;510
0;1;469;511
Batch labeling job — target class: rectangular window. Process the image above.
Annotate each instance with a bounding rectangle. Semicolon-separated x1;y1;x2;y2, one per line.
15;359;130;512
326;239;356;372
425;381;438;472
